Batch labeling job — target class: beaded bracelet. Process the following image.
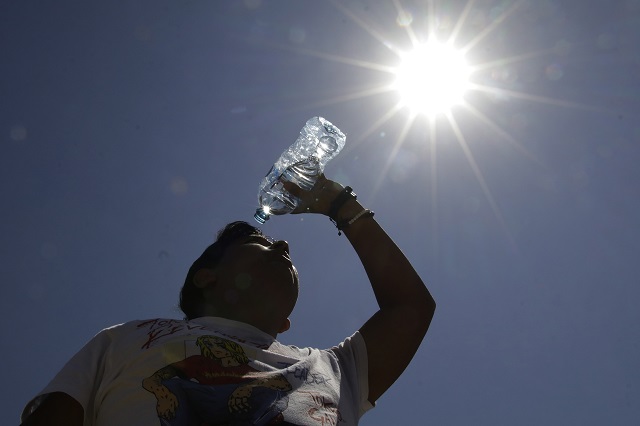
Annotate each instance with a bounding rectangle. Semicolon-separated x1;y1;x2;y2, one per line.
334;209;375;236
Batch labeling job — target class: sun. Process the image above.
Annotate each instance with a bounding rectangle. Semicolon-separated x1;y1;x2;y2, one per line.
393;40;471;116
259;0;566;246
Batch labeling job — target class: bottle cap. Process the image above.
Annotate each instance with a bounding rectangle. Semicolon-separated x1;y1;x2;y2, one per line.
254;207;270;224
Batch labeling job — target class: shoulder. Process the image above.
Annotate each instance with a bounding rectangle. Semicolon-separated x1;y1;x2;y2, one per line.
328;331;369;370
105;317;187;329
275;332;368;367
95;318;189;339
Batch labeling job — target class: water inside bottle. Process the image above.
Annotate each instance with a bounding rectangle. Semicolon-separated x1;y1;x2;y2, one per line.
255;180;298;223
254;158;320;223
282;157;320;191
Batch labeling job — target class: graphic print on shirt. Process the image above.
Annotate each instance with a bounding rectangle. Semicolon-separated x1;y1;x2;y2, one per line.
142;335;292;425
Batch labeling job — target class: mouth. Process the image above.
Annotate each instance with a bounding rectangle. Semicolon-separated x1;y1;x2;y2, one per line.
269;251;292;265
281;253;293;266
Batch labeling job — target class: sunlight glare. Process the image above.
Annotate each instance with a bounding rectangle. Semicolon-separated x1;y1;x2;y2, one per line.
393;41;471;116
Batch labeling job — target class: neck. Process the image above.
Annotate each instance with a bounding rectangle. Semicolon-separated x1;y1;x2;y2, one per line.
197;305;282;338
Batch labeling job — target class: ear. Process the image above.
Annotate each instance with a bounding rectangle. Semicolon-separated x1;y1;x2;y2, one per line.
278;318;291;334
193;268;216;289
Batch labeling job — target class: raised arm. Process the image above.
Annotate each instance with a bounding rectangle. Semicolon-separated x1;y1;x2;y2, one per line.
290;176;436;403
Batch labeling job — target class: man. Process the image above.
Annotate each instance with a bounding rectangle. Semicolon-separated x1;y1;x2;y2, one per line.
21;175;436;425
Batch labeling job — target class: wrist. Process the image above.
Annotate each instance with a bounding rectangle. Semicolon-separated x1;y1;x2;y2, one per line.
326;187;374;235
334;197;362;223
327;186;357;221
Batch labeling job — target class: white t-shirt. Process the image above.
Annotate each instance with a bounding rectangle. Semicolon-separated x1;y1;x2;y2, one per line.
23;317;373;425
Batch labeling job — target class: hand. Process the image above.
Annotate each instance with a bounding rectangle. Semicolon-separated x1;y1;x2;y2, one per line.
284;174;344;216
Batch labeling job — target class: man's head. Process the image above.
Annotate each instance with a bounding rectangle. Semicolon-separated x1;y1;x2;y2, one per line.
180;221;299;336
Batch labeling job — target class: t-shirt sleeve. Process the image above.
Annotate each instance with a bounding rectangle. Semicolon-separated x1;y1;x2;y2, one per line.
330;331;375;417
21;327;115;423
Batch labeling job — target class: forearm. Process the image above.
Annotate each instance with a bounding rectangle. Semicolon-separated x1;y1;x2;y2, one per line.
336;197;435;312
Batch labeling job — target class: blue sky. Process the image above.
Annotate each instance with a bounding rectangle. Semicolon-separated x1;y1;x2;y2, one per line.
2;1;639;424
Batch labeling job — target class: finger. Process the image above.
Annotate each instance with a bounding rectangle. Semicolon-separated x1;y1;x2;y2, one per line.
283;173;327;195
282;180;302;197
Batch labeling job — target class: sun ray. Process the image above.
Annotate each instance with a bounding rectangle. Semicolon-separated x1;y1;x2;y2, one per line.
469;83;613;113
448;0;477;47
462;102;541;164
370;114;417;204
391;0;420;46
282;84;395;115
427;114;440;262
342;102;405;157
250;38;396;74
330;0;402;56
446;112;518;250
460;0;526;55
471;48;557;72
428;0;438;36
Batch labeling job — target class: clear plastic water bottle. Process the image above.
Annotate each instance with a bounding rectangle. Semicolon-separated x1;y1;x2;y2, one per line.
254;116;346;224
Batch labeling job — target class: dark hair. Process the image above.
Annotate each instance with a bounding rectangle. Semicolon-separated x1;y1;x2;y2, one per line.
179;221;265;320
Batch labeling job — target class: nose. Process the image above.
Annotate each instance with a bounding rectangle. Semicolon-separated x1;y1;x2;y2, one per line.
271;240;290;254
